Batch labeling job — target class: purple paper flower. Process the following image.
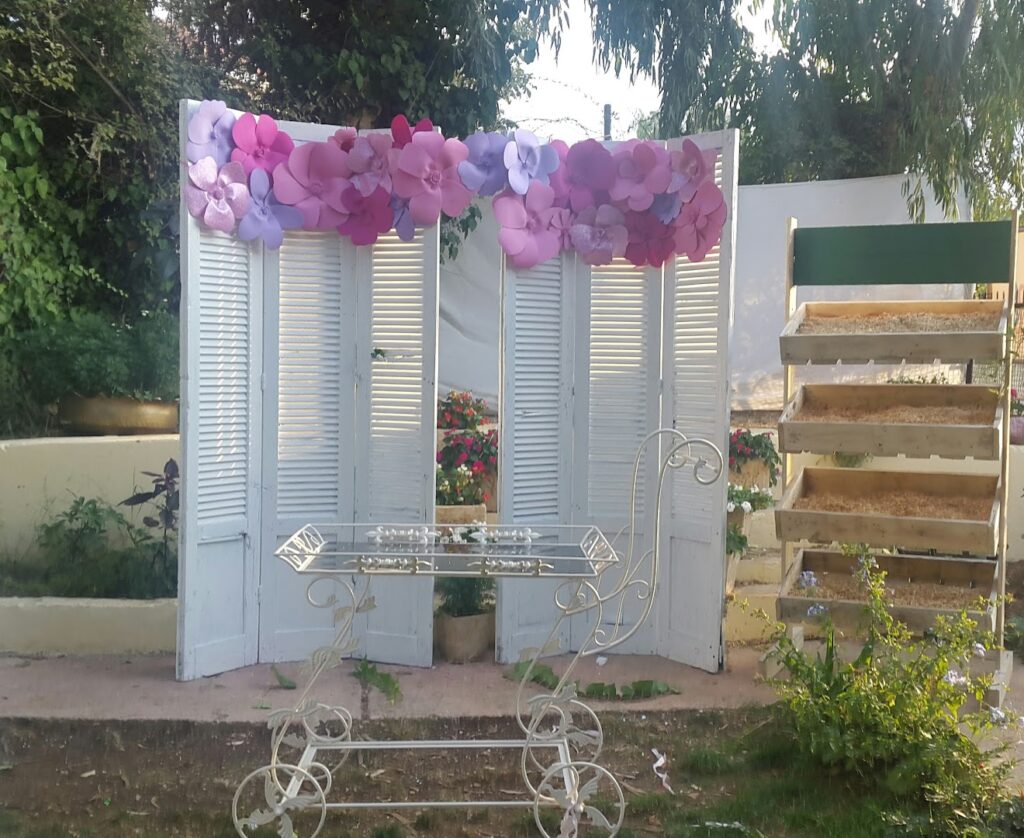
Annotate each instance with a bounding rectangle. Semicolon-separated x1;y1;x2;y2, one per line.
347;133;394;196
547;139;571;207
231;113;294;175
184;158;249;233
493;182;561;269
563;139;617;212
668;139;718;202
390;131;472;226
237;169;303;249
673;180;727;263
624;209;675;268
650;191;684;224
458;131;510;196
609;140;672;212
391;194;415;241
337;185;393;246
186;100;236;167
503;129;559;196
271;141;352;229
570;204;628;266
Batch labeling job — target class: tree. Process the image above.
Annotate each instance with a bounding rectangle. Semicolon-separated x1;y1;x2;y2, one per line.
586;0;1024;219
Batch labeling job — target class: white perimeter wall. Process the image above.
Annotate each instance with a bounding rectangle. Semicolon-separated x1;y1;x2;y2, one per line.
438;175;970;412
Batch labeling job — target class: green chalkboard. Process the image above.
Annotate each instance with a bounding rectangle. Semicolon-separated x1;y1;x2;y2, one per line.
792;220;1013;287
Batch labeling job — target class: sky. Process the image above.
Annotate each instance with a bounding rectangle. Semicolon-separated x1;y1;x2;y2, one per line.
502;0;774;143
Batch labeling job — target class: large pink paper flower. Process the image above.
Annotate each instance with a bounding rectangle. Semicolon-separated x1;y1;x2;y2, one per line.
624;210;676;268
390;131;472;226
674;180;727;262
231;113;294;175
330;127;357;152
668;139;718;202
563;139;617;212
272;142;351;229
391;114;434;149
347;133;393;196
547;139;571;207
184;158;249;233
609;141;671;212
569;204;628;266
493;182;562;269
337;185;393;246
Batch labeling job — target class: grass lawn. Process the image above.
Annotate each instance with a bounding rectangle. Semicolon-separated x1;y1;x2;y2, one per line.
0;707;959;837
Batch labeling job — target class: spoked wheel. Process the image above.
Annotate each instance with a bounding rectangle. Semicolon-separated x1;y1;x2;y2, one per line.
232;762;326;838
533;760;625;838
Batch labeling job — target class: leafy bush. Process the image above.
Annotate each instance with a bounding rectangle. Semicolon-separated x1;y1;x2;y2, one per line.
726;483;773;513
725;521;748;556
767;551;1011;834
437;576;495;618
435;464;488;506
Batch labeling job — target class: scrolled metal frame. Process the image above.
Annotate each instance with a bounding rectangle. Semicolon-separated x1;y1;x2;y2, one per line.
233;429;722;838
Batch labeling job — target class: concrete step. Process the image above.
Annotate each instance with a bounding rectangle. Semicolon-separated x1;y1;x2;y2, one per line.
734;549;781;585
725;583;778;645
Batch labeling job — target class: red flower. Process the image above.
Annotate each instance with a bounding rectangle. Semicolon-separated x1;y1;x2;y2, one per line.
471;460;485;474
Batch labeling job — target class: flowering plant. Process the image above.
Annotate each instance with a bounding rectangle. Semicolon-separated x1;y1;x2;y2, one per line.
437;429;498;479
728;428;781;486
436;464;487;506
437;390;489;430
1011;388;1023;417
726;483;773;513
726;522;748;556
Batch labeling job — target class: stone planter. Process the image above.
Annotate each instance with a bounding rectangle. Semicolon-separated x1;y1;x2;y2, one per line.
731;458;770;489
725;509;748;597
59;395;178;436
435;504;487;526
434;610;495;663
1011;416;1024;445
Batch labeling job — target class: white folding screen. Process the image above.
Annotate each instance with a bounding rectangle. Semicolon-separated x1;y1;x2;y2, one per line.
179;102;438;678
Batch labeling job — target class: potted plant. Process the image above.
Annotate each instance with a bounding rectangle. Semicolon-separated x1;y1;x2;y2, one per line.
437;428;498;514
17;310;179;435
437;389;489;450
725;521;748;597
434;526;496;663
724;483;773;595
435;465;488;525
1011;388;1023;445
728;428;781;489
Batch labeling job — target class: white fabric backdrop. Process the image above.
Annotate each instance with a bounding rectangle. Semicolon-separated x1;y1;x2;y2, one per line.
438;176;970;413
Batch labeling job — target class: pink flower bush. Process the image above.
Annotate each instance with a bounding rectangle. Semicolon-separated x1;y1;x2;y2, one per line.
563;139;616;212
391;114;434;149
570;204;628;266
624;210;675;268
338;185;393;245
669;139;718;202
493;182;562;269
674;180;727;262
272;142;352;229
184;158;249;233
609;141;671;212
390;131;472;226
230;113;294;175
347;132;394;196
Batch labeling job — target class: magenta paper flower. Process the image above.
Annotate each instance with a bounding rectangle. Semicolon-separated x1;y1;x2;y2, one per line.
272;141;351;229
547;139;571;207
458;131;510;196
609;141;671;212
330;127;357;152
673;180;727;262
390;131;472;226
624;210;676;268
669;139;718;202
391;114;434;149
184;158;250;233
503;129;559;196
569;204;628;266
186;100;236;166
563;139;617;213
237;169;303;249
493;182;562;269
347;133;394;196
391;194;415;241
338;185;393;246
548;206;573;250
230;113;295;175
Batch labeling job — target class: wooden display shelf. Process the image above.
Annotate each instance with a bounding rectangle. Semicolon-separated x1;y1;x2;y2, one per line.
778;548;996;634
775;467;1000;555
779;383;1003;460
779;299;1007;364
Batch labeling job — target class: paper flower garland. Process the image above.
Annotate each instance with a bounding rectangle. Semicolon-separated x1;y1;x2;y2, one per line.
183;103;727;268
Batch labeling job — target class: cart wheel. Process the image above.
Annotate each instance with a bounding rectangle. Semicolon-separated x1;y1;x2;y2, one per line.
533;760;625;838
232;762;326;838
523;696;605;778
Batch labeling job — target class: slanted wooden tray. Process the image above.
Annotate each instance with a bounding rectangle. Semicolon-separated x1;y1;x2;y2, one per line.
780;299;1008;364
779;383;1003;460
775;467;1000;555
778;548;996;634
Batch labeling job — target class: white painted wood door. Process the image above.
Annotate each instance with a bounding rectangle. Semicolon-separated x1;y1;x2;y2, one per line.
657;129;739;673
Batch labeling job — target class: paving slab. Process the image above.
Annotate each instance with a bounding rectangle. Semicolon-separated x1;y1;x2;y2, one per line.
0;648;775;723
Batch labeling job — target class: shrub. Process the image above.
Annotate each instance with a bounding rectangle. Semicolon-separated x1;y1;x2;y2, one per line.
437;429;498;478
767;551;1011;834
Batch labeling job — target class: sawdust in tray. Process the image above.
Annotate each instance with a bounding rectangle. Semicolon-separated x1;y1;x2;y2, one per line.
791;570;985;610
793;490;991;521
796;401;994;425
797;311;999;335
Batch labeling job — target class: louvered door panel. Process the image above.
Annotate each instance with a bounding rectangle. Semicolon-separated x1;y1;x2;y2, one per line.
659;130;739;673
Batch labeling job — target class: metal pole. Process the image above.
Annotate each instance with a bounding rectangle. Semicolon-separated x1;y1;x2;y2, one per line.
603;104;611;141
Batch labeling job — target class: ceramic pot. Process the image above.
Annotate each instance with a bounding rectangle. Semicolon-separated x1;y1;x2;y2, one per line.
434;611;495;663
58;395;178;436
732;459;770;490
435;504;488;526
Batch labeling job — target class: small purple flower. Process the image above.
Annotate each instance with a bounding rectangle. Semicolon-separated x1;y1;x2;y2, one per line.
184;158;249;233
237;169;303;249
391;194;415;242
807;603;828;619
503;129;559;196
797;571;818;590
186;100;236;167
942;669;969;688
651;191;684;224
458;131;510;196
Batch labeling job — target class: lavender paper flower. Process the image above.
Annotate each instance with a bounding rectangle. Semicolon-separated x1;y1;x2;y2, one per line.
391;194;415;242
503;129;559;196
458;131;510;196
184;158;249;233
569;204;628;266
186;100;236;166
237;169;303;249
